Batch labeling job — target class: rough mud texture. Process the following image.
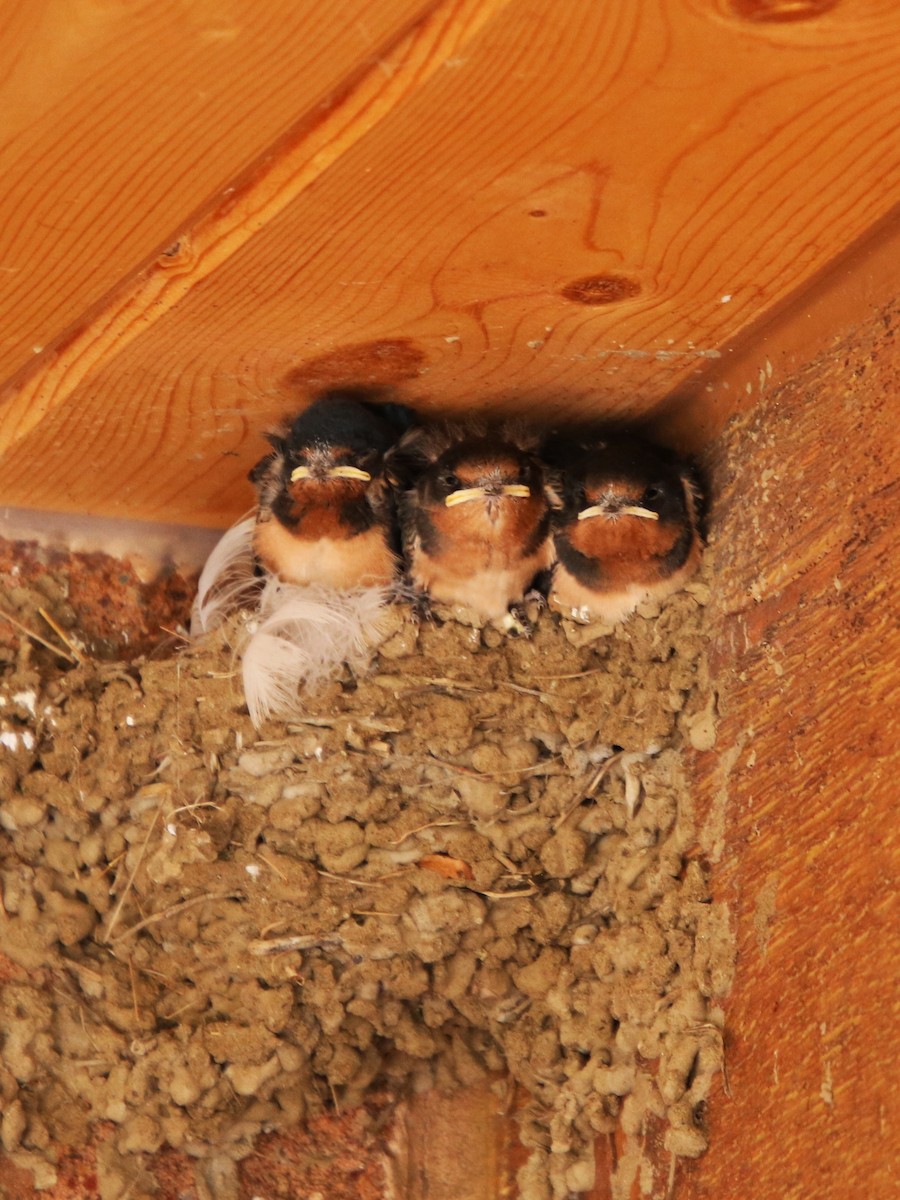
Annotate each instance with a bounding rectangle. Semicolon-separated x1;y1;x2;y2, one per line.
0;539;195;663
0;558;732;1199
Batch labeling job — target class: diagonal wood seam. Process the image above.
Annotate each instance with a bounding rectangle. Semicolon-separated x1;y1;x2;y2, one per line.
0;0;514;452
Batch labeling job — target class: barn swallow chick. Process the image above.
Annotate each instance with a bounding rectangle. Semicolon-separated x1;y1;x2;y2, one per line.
546;433;702;623
389;421;553;629
249;391;405;589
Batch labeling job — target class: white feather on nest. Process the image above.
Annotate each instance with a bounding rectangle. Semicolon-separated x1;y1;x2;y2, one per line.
241;578;391;727
191;515;392;727
190;515;259;636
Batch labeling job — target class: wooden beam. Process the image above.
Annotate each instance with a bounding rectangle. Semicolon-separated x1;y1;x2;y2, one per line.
0;0;438;378
1;1;900;523
662;290;900;1199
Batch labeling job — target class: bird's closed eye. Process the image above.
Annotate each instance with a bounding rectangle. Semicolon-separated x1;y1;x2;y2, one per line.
642;484;664;504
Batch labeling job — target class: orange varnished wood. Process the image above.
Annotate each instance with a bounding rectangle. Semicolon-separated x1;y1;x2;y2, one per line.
599;293;900;1198
0;3;899;1196
2;1;900;522
667;295;900;1200
653;205;900;456
402;290;900;1200
397;1083;515;1200
0;0;437;377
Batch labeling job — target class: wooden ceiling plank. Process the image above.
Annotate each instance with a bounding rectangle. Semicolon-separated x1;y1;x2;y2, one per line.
2;1;900;523
0;0;511;453
0;0;439;378
669;292;900;1200
653;204;900;454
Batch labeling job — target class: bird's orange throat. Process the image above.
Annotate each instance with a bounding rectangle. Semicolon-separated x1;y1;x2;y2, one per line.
429;493;547;566
566;513;681;587
283;479;367;539
411;493;551;618
254;518;396;588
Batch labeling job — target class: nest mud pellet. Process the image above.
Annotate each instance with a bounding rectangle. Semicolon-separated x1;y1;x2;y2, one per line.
0;556;734;1198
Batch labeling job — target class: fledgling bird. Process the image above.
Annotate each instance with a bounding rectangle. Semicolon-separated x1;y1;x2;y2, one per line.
389;421;554;625
193;391;412;725
249;391;406;590
545;432;703;623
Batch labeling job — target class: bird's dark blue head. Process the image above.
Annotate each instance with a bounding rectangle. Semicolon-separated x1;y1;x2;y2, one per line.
283;390;407;460
545;432;698;527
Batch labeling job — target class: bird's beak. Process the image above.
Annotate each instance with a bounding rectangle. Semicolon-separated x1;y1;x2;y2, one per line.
290;465;371;483
329;465;372;481
445;484;531;507
577;503;659;521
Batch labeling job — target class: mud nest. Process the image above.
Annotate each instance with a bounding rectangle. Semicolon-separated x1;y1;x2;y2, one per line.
0;556;732;1199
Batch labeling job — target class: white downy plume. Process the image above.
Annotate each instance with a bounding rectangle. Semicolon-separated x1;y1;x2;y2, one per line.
241;578;391;727
190;515;259;636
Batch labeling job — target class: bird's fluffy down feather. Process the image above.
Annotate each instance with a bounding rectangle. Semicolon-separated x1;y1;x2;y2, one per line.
190;516;259;636
191;515;391;726
241;579;390;727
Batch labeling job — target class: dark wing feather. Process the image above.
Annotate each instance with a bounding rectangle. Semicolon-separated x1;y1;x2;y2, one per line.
248;446;286;515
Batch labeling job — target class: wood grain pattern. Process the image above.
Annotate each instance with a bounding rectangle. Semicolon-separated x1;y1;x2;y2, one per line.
1;4;899;1196
397;283;900;1200
2;0;900;523
652;205;900;456
0;0;437;377
657;296;900;1198
397;1084;515;1200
